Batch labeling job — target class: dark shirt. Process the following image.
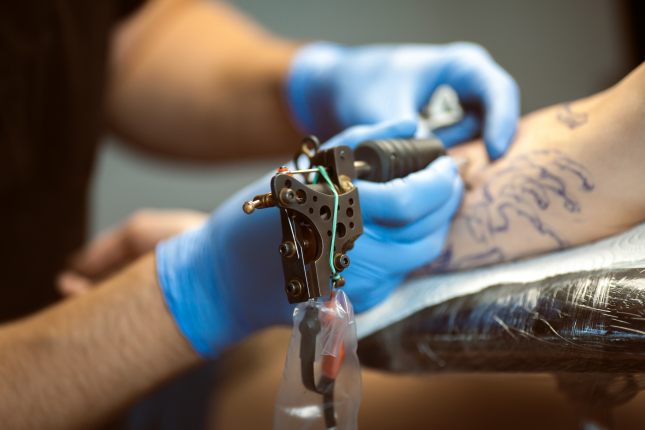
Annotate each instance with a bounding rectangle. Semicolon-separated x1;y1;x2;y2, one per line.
0;0;141;321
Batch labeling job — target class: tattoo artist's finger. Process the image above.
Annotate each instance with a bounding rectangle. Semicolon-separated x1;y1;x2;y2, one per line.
433;113;481;148
364;175;463;243
56;271;93;297
357;156;458;227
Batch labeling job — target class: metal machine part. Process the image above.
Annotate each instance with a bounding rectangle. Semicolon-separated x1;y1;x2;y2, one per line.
243;135;446;304
244;135;446;429
247;143;363;303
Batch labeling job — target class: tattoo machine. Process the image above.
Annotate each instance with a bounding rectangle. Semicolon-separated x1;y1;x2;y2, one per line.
243;135;445;429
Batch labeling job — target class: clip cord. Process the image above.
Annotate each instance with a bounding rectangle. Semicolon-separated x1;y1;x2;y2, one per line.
314;166;342;284
299;306;337;429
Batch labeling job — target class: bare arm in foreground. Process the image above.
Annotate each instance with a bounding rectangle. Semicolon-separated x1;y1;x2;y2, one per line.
0;255;199;430
108;0;300;161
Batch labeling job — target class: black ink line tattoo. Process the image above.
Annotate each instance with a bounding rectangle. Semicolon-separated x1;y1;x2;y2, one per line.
557;103;588;129
418;149;594;274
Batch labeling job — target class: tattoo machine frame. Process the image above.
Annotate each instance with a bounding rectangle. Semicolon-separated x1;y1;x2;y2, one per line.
243;135;445;429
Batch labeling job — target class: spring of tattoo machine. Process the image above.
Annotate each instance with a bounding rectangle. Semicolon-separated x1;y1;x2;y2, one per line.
243;135;446;429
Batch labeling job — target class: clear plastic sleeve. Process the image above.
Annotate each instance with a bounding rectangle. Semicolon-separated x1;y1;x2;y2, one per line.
358;267;645;373
274;290;361;430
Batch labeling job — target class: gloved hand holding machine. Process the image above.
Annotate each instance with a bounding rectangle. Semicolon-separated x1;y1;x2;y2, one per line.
244;131;448;429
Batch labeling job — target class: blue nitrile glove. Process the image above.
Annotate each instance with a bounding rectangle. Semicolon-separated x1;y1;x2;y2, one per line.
287;42;519;159
156;120;463;357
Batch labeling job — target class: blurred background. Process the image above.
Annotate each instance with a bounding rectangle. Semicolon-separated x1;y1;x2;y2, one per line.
91;0;642;235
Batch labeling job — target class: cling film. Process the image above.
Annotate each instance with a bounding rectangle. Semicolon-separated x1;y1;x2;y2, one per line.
359;267;645;373
358;267;645;428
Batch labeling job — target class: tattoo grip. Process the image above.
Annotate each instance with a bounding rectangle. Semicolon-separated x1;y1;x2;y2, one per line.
354;138;446;182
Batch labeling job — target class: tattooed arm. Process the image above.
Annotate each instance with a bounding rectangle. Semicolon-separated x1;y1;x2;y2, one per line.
428;61;645;272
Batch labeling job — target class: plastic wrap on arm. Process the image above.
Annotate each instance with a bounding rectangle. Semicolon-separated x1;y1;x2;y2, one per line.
358;268;645;373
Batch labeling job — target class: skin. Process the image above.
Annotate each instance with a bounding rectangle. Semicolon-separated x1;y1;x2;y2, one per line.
434;61;645;272
0;255;199;430
108;0;301;161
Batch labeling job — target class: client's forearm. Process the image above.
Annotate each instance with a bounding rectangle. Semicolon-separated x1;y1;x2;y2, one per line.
431;63;645;272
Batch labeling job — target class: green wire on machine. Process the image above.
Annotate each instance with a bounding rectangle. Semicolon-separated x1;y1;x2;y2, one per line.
315;166;342;284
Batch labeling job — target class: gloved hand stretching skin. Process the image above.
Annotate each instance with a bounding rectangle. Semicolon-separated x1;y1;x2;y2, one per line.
156;120;463;357
287;42;520;159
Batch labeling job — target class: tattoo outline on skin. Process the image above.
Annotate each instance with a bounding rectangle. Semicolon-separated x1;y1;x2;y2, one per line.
419;149;595;273
557;103;588;129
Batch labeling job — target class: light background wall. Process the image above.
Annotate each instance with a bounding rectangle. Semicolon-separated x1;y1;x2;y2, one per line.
91;0;633;234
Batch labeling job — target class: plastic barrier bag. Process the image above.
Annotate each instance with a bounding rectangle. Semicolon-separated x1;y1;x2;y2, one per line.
274;290;361;430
